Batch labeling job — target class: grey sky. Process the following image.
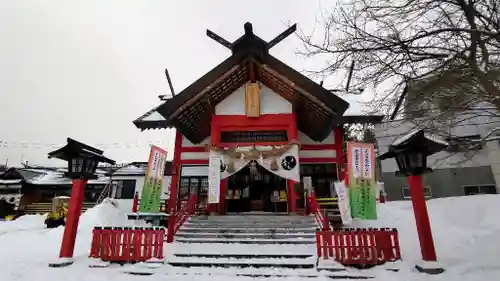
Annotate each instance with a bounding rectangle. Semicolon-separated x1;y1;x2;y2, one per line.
0;0;369;166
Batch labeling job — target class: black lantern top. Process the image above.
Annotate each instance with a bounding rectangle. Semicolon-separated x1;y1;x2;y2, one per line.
48;138;115;179
378;130;448;176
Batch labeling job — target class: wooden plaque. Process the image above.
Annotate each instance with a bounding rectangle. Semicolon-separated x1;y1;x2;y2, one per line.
245;82;260;117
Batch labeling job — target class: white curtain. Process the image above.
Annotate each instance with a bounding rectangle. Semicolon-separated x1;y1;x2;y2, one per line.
258;144;300;182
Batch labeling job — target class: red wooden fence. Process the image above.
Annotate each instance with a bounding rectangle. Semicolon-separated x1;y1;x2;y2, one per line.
89;226;165;262
316;228;401;266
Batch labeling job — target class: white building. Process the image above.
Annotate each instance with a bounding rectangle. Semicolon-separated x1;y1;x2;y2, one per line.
375;102;500;200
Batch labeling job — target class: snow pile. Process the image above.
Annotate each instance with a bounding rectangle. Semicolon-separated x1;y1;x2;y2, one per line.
0;199;132;266
351;194;500;278
0;214;46;234
0;195;499;280
78;198;129;230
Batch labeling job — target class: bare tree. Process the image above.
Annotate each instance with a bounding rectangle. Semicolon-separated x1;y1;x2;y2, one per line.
298;0;500;114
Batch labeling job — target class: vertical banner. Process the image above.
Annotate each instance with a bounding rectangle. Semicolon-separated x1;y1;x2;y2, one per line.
334;181;352;225
208;153;221;204
347;142;377;220
139;146;168;213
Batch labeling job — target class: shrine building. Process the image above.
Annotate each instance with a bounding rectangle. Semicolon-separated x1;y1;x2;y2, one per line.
133;23;383;215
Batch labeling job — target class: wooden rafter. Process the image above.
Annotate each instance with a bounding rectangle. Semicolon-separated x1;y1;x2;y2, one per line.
168;62;247;120
248;60;256;82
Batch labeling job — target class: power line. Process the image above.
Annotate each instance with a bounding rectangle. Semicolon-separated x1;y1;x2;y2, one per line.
0;139;174;149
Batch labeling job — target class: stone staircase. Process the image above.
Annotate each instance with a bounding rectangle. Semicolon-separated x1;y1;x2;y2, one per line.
166;213;318;271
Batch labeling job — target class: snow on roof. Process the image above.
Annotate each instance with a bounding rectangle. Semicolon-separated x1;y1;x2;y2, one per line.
392;130;449;146
21;168;109;185
340;91;380;116
140;110;166;122
0;179;22;185
112;165;146;175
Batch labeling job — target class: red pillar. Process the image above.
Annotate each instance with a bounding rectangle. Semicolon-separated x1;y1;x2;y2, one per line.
59;178;87;258
132;192;139;212
407;175;437;261
287;179;296;213
218;178;228;214
167;131;183;214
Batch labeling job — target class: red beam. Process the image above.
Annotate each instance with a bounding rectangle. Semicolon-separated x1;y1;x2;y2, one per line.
211;113;296;146
180;157;341;165
180;159;209;165
301;144;336;150
180;146;206;152
300;157;339;163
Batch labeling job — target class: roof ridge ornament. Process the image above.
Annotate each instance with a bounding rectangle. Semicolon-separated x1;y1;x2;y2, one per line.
206;22;297;54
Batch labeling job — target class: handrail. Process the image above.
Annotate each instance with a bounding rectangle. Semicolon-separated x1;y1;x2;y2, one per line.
166;195;197;243
307;191;330;231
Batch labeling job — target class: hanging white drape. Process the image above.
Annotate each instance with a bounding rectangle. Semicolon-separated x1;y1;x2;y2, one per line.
209;149;251;180
257;144;300;182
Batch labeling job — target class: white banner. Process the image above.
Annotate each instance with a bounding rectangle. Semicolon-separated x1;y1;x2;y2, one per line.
208;155;221;204
361;147;373;179
352;147;362;179
303;176;312;191
334;181;352;225
258;144;300;182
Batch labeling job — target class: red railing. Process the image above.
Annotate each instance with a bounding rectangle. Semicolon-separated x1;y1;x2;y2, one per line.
166;195;197;243
307;191;330;230
89;226;165;262
316;228;401;266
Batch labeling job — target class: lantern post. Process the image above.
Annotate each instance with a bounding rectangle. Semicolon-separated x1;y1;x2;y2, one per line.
47;138;114;266
378;130;448;274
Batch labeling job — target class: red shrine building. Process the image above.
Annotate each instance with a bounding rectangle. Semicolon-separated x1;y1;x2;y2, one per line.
134;23;382;215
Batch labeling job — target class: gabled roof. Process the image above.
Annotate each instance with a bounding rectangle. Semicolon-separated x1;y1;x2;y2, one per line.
134;23;351;143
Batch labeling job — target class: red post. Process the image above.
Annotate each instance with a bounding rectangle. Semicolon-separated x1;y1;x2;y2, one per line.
287;179;296;213
132;192;139;212
167;131;183;214
379;190;386;203
59;178;87;258
407;175;437;261
166;213;176;243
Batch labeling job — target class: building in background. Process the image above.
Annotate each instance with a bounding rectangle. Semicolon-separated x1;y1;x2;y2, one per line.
376;82;500;200
0;161;174;216
101;162;173;213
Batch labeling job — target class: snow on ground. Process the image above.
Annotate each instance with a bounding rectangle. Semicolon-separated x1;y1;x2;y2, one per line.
0;195;498;280
350;194;500;280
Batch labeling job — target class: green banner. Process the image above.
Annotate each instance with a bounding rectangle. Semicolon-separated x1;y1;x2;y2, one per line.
139;146;168;213
349;180;377;220
139;177;158;213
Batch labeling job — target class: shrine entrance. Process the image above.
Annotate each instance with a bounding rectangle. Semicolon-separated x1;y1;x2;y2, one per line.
226;160;287;213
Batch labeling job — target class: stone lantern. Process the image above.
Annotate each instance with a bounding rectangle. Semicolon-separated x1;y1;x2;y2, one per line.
379;130;447;274
48;138;114;264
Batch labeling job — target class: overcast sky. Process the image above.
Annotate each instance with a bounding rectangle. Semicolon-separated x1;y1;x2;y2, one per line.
0;0;371;167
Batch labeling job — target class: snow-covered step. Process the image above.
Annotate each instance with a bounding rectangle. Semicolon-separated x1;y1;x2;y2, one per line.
175;231;315;239
173;253;314;259
167;256;316;268
179;226;316;233
174;237;315;244
190;216;315;221
168;242;316;255
189;216;315;222
184;222;317;228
